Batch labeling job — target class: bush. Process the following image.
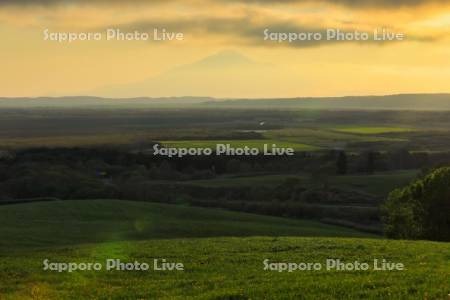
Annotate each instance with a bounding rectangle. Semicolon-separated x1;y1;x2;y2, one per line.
382;167;450;241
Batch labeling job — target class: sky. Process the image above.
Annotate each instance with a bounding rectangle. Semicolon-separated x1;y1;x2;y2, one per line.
0;0;449;98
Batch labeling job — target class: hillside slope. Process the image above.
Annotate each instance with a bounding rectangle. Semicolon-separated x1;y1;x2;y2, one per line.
0;200;368;250
1;237;449;299
0;200;448;299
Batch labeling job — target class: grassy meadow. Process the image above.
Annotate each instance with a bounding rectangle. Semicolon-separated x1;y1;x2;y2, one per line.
161;140;320;151
0;200;449;299
332;126;415;135
0;200;367;251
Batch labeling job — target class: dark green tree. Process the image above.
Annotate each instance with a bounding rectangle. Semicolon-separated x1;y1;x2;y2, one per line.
382;167;450;241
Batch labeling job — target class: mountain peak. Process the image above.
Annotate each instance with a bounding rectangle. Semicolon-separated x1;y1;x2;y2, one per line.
191;50;254;69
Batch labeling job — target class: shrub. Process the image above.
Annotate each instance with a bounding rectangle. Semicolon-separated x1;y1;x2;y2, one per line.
382;167;450;241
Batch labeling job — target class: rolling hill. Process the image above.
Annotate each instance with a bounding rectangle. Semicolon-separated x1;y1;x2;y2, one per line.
0;200;368;251
0;200;449;299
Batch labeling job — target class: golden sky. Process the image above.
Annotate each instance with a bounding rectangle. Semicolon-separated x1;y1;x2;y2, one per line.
0;0;449;98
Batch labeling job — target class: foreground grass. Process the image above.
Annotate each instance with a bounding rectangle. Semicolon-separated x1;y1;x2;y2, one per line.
0;200;448;299
0;237;449;299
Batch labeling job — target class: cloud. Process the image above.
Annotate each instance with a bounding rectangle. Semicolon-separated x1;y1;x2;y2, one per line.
0;0;445;48
221;0;449;8
105;14;441;48
0;0;168;6
0;0;447;7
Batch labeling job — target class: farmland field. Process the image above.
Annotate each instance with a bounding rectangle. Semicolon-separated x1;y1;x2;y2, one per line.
0;200;449;299
0;108;449;151
161;139;320;151
332;126;415;135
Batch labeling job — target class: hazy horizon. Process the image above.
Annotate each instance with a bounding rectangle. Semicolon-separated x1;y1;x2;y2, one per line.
1;1;450;98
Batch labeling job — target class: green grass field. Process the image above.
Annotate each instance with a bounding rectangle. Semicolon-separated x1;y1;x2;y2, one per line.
333;126;415;135
161;140;320;151
263;128;408;149
0;200;366;251
0;200;449;299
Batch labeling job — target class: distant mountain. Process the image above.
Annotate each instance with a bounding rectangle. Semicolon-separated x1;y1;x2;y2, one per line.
1;94;450;110
207;94;450;111
91;50;275;98
0;96;215;108
177;50;255;70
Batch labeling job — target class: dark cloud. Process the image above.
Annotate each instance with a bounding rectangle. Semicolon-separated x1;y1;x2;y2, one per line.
1;0;442;48
0;0;166;6
223;0;448;8
105;16;428;48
